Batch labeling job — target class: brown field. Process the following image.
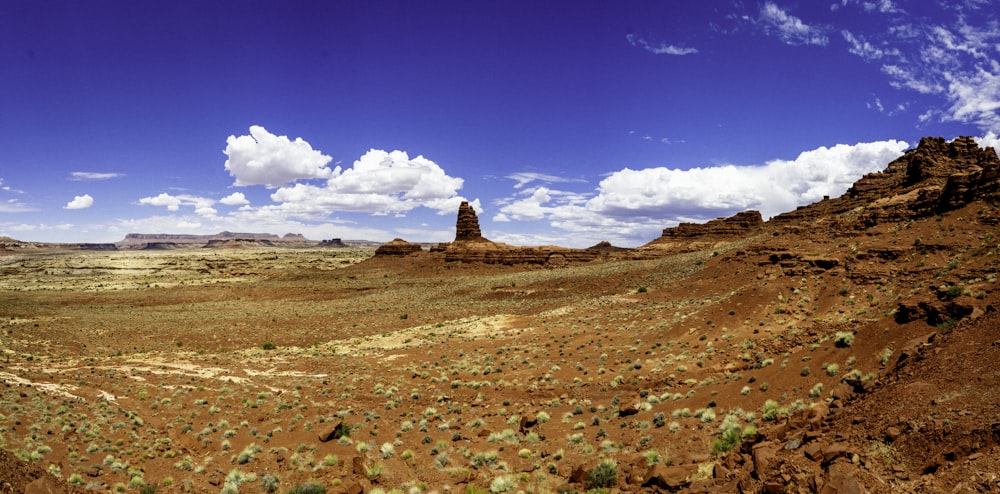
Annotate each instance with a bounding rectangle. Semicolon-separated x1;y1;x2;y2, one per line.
2;194;999;494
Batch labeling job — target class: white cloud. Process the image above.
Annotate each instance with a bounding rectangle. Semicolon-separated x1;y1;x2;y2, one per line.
64;194;94;210
219;192;250;206
224;125;334;187
69;172;124;181
626;34;698;55
491;139;909;247
268;149;470;217
842;30;899;61
758;2;829;46
838;9;1000;133
138;193;217;217
943;63;1000;131
507;172;587;189
976;131;1000;149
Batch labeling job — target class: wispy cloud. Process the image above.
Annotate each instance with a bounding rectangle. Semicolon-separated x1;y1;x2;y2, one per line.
757;2;829;46
626;34;698;56
69;172;125;181
506;172;587;189
837;7;1000;133
841;30;899;61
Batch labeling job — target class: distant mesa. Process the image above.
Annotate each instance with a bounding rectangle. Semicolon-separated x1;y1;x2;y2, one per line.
318;238;348;248
117;232;311;249
204;238;276;249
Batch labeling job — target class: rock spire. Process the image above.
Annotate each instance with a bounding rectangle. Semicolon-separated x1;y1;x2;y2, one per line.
455;201;485;242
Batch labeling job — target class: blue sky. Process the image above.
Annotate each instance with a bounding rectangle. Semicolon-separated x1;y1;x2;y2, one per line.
2;0;998;246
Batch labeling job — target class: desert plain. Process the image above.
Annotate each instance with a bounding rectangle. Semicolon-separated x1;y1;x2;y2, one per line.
2;136;1000;494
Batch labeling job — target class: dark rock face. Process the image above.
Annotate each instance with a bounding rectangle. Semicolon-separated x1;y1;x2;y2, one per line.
375;238;423;256
455;201;485;242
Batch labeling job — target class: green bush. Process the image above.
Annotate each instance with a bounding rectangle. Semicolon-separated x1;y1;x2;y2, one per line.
587;459;618;488
261;341;277;350
833;331;854;348
286;482;326;494
261;474;280;494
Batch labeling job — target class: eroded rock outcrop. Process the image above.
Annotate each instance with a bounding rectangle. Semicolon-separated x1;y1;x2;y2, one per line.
641;210;764;252
774;136;1000;228
375;238;423;257
658;210;764;239
455;201;486;242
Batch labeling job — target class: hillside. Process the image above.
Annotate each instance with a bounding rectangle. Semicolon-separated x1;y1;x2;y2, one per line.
0;136;997;493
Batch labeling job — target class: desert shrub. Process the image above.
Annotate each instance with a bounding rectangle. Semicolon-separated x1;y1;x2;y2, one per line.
489;474;517;493
286;482;327;494
261;474;280;494
879;346;894;366
653;412;666;427
587;458;618;488
761;400;781;421
261;341;277;350
364;461;385;479
809;383;824;398
833;331;854;348
471;450;500;467
711;414;746;455
941;285;963;300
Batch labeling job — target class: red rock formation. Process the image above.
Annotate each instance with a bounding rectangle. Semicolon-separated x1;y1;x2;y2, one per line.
774;136;1000;228
640;210;764;252
455;201;486;242
441;202;609;265
374;238;423;256
657;210;764;239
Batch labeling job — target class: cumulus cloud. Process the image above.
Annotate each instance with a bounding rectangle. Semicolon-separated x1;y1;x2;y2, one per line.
626;34;698;55
64;194;94;210
219;192;250;206
139;193;217;217
69;172;124;181
268;149;470;217
492;139;909;247
224;125;333;187
757;2;829;46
